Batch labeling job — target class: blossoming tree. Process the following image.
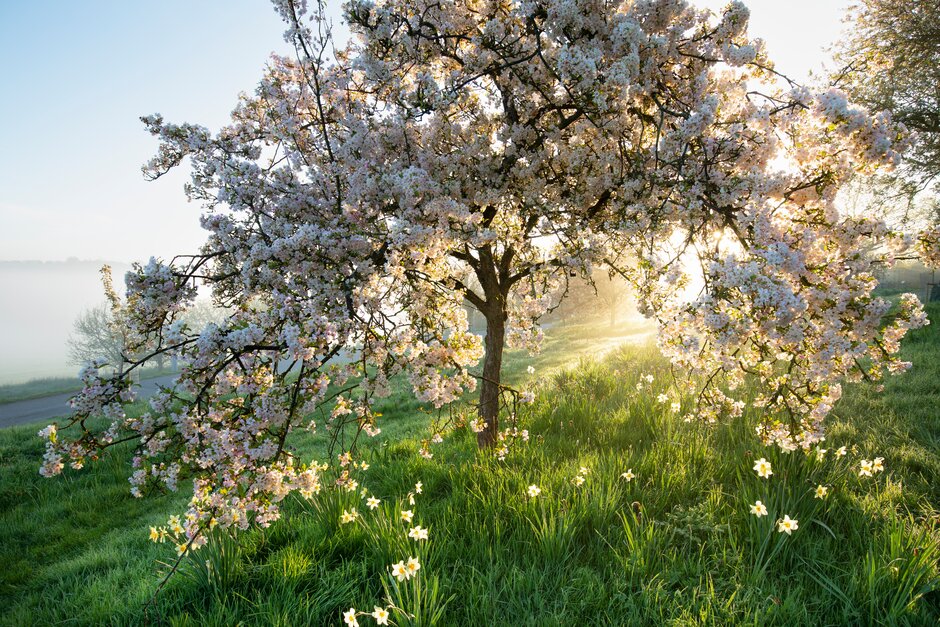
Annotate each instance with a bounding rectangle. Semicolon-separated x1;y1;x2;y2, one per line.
40;0;940;550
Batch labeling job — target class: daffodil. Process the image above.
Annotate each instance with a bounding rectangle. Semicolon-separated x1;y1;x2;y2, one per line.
340;509;358;524
859;460;874;477
749;500;768;517
366;496;381;510
753;458;773;479
401;509;414;523
371;607;390;625
814;485;829;499
343;607;359;627
406;556;421;577
777;515;799;535
391;561;408;581
621;470;635;482
408;525;429;541
527;484;541;497
168;515;184;534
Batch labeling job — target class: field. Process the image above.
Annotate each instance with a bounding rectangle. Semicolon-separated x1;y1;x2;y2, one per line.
0;366;179;405
1;308;938;625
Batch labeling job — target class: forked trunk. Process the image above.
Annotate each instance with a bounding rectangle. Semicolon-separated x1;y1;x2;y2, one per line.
477;311;506;448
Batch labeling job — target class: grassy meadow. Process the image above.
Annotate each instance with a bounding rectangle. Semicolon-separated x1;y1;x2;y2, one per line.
0;366;179;405
0;377;90;405
1;308;939;625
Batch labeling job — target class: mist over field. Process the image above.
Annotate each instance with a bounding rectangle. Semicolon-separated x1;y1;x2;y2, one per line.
0;260;131;385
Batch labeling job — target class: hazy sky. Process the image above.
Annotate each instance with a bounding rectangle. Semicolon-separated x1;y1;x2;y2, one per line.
0;0;849;264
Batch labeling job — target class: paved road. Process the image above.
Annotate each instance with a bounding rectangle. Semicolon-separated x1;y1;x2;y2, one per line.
0;375;178;429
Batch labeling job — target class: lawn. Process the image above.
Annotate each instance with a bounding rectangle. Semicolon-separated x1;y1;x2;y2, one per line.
1;309;938;626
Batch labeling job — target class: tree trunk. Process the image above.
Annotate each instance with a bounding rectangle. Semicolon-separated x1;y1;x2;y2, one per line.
477;310;506;448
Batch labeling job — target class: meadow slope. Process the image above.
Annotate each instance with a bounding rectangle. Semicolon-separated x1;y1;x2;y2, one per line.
1;309;938;626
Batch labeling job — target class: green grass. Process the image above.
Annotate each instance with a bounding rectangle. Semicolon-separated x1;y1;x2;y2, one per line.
0;367;179;405
0;376;86;404
1;312;939;626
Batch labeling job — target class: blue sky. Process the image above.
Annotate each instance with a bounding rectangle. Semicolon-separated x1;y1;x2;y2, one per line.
0;0;847;263
0;1;295;262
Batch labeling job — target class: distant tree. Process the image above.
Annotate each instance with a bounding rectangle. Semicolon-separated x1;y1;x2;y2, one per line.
549;270;634;328
834;0;940;195
67;303;126;375
66;266;129;376
833;0;940;297
593;273;633;327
